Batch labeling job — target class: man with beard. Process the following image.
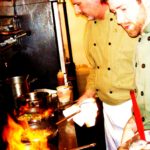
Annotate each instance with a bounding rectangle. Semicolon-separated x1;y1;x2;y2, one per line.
108;0;150;145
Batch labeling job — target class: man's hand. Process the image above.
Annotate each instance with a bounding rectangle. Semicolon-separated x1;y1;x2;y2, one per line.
63;98;98;127
121;116;137;144
77;89;96;105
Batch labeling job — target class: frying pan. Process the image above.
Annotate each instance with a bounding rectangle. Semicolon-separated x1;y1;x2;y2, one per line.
18;104;80;143
17;89;80;144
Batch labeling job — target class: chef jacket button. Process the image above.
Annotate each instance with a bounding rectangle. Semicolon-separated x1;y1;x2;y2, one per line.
142;117;145;122
141;64;145;68
138;37;141;42
147;36;150;41
93;43;96;46
109;91;113;94
96;89;99;92
97;66;100;69
110;18;113;21
94;20;97;24
135;62;138;67
141;91;144;96
108;67;111;70
108;42;111;45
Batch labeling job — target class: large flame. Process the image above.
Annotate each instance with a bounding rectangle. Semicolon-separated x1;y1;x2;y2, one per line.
2;115;26;150
2;114;50;150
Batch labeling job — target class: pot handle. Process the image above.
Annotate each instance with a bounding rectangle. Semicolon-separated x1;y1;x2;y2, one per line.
26;74;38;85
69;143;96;150
56;110;80;126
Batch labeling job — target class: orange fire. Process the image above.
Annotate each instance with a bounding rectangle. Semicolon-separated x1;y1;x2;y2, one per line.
2;114;50;150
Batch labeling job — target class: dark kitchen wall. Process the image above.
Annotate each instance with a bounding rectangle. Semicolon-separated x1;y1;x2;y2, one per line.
0;0;60;90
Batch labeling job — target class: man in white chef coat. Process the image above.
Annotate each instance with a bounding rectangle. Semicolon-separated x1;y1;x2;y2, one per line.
107;0;150;145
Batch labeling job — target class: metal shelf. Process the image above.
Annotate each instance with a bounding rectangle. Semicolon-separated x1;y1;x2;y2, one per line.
0;29;23;35
0;30;31;53
0;43;14;53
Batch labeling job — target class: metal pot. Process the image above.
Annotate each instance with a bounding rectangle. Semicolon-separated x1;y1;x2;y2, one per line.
17;91;58;144
7;76;30;99
17;91;58;122
26;91;52;109
34;89;58;111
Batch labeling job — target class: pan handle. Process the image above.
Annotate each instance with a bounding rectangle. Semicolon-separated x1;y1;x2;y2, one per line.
69;143;96;150
56;110;80;125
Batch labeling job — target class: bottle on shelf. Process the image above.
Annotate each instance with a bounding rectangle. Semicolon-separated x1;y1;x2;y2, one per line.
57;70;65;86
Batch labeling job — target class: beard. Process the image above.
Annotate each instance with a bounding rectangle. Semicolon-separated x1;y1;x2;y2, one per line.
121;23;142;38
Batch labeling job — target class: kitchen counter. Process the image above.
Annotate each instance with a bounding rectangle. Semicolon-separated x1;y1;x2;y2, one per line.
58;112;78;150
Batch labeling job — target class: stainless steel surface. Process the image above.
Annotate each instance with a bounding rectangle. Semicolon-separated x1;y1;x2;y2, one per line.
8;76;29;99
52;1;66;74
26;91;51;106
0;0;60;89
16;1;59;75
58;114;78;150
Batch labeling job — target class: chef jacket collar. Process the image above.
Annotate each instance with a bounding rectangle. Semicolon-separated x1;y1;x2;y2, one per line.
143;23;150;33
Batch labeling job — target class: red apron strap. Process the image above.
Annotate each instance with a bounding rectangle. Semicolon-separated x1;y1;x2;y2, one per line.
130;90;146;140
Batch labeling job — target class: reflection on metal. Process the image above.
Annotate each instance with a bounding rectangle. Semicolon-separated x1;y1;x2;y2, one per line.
0;0;60;89
58;0;73;63
55;0;79;99
51;0;66;75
